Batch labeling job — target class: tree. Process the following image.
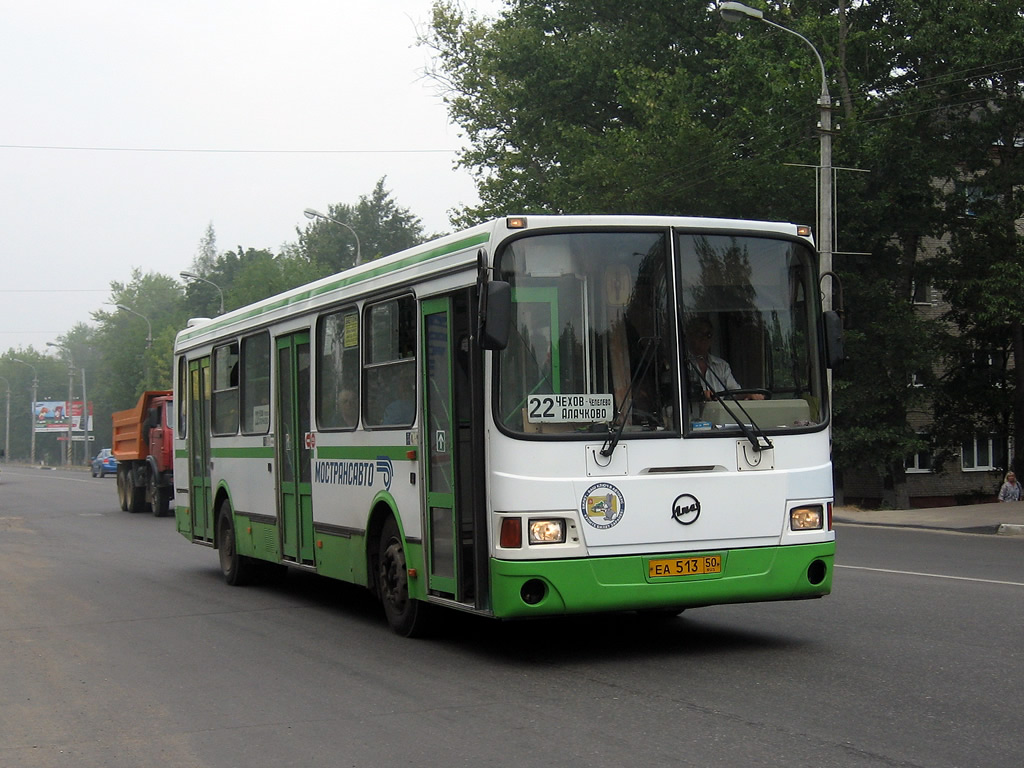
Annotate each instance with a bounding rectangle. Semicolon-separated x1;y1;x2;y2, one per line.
425;0;1024;506
918;1;1024;476
90;270;188;448
1;349;67;463
423;0;822;226
299;177;427;272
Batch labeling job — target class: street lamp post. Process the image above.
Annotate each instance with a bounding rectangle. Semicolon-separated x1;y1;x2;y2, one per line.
47;343;75;466
12;358;38;465
720;1;833;310
179;271;225;315
0;375;10;463
114;304;153;347
303;207;363;266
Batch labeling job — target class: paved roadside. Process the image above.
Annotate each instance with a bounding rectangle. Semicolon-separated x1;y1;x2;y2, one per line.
835;501;1024;536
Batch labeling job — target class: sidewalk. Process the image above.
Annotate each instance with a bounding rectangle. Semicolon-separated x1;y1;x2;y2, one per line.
834;501;1024;536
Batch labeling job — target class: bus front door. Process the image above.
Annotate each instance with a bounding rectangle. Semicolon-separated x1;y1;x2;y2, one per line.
276;333;315;565
422;297;459;599
187;357;214;542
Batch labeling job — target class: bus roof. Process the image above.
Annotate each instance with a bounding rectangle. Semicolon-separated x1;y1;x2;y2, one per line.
174;214;810;350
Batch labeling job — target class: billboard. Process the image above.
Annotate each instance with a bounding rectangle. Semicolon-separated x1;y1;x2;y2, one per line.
34;400;93;433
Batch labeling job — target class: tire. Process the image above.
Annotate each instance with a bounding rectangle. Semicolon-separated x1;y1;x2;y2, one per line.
92;466;98;478
128;480;146;514
150;475;170;517
217;502;254;586
116;468;130;512
377;516;432;637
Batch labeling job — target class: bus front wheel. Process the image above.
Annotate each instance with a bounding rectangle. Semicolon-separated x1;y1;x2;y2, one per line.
377;516;431;637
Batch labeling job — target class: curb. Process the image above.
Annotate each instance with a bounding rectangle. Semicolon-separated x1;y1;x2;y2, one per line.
996;523;1024;536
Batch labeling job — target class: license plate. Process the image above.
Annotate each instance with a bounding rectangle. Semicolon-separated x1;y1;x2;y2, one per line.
648;554;722;578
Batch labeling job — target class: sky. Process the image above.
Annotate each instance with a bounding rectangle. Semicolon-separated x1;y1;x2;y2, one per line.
0;0;502;353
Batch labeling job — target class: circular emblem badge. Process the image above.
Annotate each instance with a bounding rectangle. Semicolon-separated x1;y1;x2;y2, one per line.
671;494;701;525
581;483;625;529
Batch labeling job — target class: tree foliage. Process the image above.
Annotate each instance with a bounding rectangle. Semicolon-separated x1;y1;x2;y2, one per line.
0;180;427;463
425;0;1024;503
298;177;427;272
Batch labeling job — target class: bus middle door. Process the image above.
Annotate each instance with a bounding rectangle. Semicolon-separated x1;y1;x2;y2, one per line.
276;332;315;566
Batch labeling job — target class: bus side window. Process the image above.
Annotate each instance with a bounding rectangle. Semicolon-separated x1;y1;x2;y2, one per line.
241;332;271;434
212;341;239;435
363;296;416;428
317;309;360;430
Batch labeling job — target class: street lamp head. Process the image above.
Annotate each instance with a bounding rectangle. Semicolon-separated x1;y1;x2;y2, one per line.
720;2;763;22
179;270;198;280
303;208;322;220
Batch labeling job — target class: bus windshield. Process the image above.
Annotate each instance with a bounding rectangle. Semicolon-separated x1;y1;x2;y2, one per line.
495;228;826;437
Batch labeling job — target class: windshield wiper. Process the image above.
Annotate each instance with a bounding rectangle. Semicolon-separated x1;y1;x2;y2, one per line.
600;336;659;457
688;356;773;453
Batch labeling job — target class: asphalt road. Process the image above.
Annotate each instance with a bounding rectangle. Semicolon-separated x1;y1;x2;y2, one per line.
1;466;1022;768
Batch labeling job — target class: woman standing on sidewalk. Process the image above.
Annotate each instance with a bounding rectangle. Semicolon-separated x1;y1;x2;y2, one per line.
998;471;1021;502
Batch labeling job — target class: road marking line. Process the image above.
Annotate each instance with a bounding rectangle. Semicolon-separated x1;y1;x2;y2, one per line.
836;564;1024;587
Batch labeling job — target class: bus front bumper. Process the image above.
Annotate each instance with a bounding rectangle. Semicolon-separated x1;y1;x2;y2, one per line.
489;542;834;619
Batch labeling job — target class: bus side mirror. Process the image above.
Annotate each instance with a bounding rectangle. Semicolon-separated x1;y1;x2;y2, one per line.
479;280;511;350
824;310;845;369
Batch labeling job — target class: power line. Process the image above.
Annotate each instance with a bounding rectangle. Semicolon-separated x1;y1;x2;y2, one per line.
0;144;458;155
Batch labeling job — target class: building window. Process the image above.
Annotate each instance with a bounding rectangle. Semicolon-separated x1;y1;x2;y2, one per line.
961;434;1007;472
961;348;1009;389
911;280;932;305
906;443;934;473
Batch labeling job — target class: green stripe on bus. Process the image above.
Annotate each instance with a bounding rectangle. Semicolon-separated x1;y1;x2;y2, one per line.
177;231;489;343
316;445;413;461
210;446;275;459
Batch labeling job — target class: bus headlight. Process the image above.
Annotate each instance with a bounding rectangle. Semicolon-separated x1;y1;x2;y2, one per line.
528;518;566;544
790;504;824;530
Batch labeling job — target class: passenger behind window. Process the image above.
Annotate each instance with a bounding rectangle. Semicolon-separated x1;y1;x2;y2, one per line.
381;363;415;425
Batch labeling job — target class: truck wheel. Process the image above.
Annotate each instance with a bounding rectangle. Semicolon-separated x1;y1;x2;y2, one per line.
377;516;432;637
218;502;254;586
116;468;130;512
150;475;170;517
128;481;146;514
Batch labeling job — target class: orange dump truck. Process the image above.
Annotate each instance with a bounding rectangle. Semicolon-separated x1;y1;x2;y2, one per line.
112;390;174;516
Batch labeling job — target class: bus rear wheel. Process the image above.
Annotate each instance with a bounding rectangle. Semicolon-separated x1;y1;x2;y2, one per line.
377;516;431;637
218;502;254;586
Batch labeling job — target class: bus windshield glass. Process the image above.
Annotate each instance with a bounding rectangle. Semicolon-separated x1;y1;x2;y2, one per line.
677;232;825;434
495;228;826;437
497;230;673;435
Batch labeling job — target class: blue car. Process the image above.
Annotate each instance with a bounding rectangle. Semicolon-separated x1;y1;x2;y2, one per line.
91;448;117;478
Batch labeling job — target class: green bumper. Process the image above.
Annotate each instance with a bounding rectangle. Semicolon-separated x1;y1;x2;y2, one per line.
490;542;834;619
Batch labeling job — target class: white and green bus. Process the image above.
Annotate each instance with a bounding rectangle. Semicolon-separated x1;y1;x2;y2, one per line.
173;215;842;636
